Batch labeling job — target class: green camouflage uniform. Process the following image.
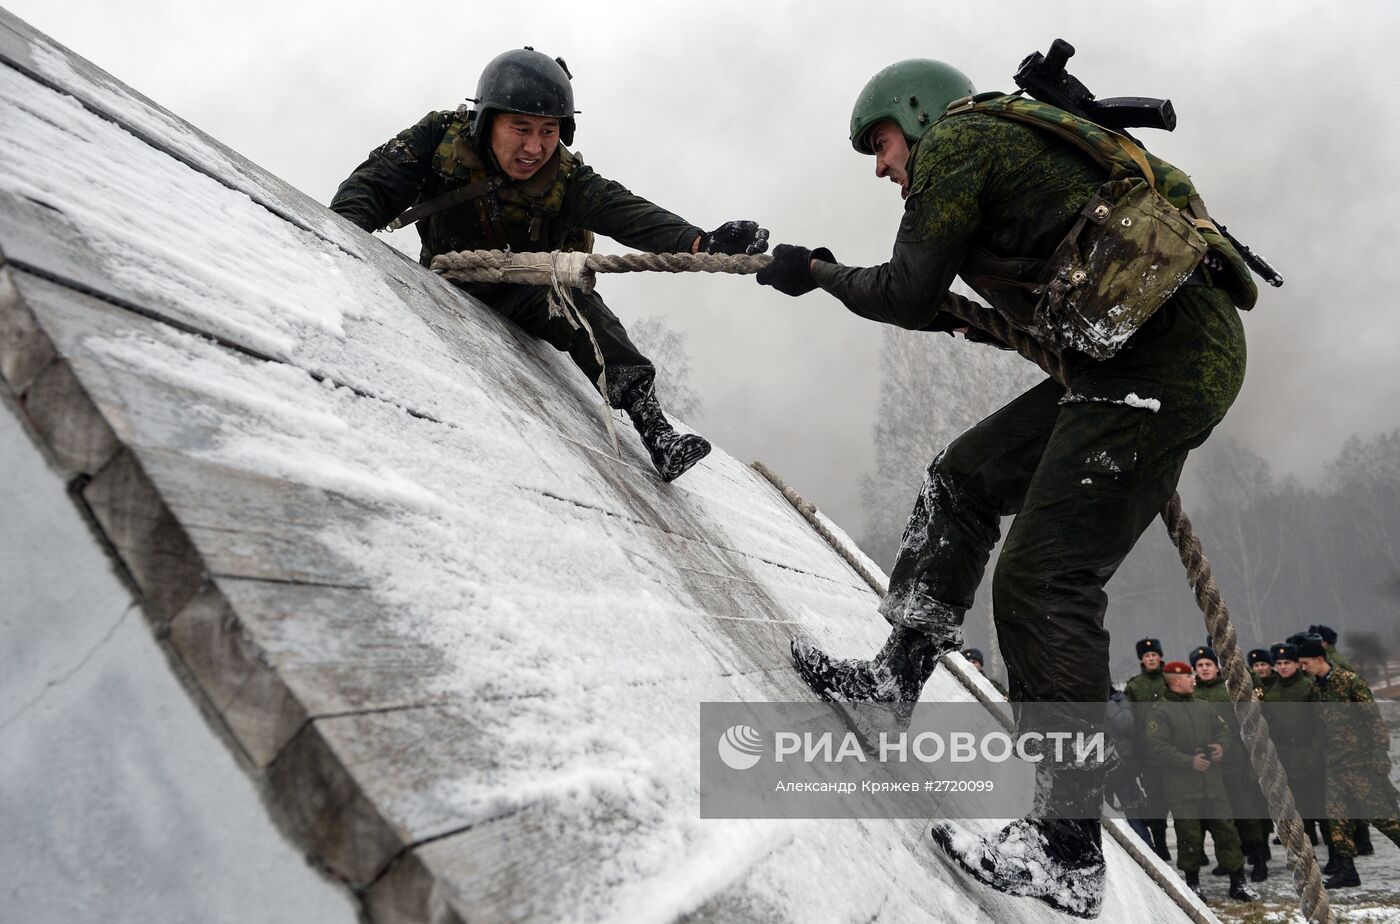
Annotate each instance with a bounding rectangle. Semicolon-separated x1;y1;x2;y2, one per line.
1306;667;1400;859
1145;689;1245;873
1327;646;1357;676
1125;668;1170;825
330;108;703;405
1251;670;1278;697
1194;675;1270;849
812;104;1250;702
1124;669;1166;705
1262;670;1319;815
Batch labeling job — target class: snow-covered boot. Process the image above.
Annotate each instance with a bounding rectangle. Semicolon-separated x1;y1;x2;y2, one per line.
790;625;949;704
1184;871;1202;899
1323;856;1360;890
622;382;710;482
931;818;1105;918
1228;870;1260;902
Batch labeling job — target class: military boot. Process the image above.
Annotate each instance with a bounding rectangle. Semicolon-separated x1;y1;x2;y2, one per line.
931;818;1105;918
622;382;710;482
1249;843;1269;882
1355;822;1375;856
1184;871;1202;899
1228;870;1260;902
1323;856;1360;890
1149;820;1171;862
1322;844;1340;876
790;625;949;704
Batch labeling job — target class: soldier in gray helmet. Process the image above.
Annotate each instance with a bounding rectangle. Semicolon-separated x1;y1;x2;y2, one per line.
331;48;769;482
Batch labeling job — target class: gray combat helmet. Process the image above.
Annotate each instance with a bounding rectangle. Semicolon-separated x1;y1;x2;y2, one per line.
849;59;975;154
471;47;576;145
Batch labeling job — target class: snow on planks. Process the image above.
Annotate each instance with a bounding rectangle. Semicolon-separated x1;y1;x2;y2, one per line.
0;10;1213;924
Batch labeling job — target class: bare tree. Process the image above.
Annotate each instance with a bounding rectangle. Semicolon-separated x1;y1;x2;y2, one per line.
628;316;702;422
858;322;1041;678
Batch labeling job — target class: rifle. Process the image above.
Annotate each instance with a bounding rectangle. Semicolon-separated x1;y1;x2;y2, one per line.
1014;39;1284;288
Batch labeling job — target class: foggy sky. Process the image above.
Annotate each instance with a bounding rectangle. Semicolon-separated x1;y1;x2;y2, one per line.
9;0;1399;533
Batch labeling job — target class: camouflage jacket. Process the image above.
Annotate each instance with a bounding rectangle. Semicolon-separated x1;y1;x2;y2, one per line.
1145;689;1233;808
1327;646;1357;676
1307;667;1391;773
1191;676;1246;773
811;99;1253;359
1263;670;1316;779
330;108;702;266
1251;670;1277;698
1123;669;1166;704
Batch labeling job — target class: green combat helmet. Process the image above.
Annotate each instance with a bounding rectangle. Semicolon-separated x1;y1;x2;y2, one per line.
849;59;976;153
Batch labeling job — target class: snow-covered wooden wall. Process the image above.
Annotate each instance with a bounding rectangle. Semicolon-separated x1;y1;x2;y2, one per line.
0;10;1213;923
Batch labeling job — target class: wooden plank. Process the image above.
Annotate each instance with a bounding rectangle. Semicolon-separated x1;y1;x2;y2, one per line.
167;584;312;769
0;261;57;393
81;447;206;626
264;718;407;889
20;357;120;477
362;851;465;924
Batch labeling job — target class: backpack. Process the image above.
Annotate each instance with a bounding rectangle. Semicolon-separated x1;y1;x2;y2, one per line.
944;93;1257;359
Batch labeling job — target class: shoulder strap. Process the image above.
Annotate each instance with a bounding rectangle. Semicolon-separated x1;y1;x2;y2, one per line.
387;175;503;230
944;94;1154;185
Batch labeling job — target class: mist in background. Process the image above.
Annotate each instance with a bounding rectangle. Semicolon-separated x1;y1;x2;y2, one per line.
10;0;1398;676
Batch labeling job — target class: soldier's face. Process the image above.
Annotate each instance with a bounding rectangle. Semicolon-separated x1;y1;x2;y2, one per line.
1299;655;1329;677
1254;662;1273;679
1275;659;1298;679
869;121;913;198
1141;652;1161;671
1166;673;1194;694
1194;659;1218;682
490;113;561;181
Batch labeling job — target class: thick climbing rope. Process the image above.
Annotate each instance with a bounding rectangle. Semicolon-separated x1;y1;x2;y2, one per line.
435;248;1330;922
431;249;770;294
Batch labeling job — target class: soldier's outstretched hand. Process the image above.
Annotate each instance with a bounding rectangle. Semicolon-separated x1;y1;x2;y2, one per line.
756;243;835;297
700;220;770;256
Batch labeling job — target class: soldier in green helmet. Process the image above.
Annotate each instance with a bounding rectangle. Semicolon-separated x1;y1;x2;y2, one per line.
760;57;1257;915
330;48;768;482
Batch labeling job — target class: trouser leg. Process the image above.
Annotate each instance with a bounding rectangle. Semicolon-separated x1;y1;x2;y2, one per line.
1204;801;1246;872
468;283;655;406
992;398;1188;703
1372;817;1400;849
1176;816;1205;873
880;378;1063;638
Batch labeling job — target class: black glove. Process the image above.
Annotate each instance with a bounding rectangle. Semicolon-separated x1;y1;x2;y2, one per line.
755;243;835;297
701;220;770;256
